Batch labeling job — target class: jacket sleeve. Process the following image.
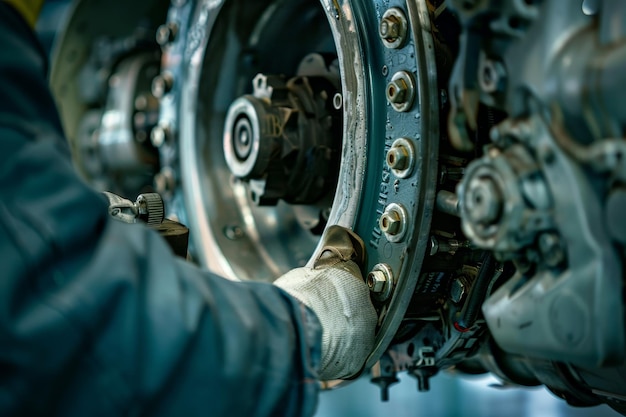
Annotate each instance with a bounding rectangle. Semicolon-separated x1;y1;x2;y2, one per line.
0;4;321;417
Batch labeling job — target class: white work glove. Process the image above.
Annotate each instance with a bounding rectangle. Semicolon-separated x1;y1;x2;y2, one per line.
274;225;377;380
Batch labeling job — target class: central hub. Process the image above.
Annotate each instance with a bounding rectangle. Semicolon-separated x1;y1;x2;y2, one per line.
223;57;342;205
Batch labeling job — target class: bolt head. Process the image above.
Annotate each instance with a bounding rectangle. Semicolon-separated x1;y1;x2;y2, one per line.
380;210;402;235
156;23;178;46
539;232;565;267
150;125;167;147
387;79;408;104
379;16;400;40
367;270;387;293
152;72;174;98
387;145;409;170
450;279;466;303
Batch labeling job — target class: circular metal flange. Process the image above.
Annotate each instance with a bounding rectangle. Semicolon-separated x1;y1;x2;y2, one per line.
222;96;268;179
158;0;441;381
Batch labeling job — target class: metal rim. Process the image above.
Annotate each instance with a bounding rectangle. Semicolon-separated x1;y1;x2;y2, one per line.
53;0;442;378
171;0;440;370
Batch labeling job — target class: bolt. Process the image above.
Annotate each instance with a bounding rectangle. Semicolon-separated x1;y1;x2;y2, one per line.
479;59;506;94
450;278;466;303
539;232;565;267
464;176;503;225
152;72;174;98
367;270;387;293
156;22;179;46
224;225;244;240
151;124;171;147
379;8;408;49
387;78;408;104
380;210;402;235
387;144;409;170
379;15;400;40
387;71;415;112
429;236;440;256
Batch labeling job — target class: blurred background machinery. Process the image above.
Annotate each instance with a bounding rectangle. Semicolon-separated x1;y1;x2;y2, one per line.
43;0;625;416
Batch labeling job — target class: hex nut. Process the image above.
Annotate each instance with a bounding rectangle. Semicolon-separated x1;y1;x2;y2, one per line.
387;78;408;104
387;71;415;112
152;72;174;98
156;22;179;46
367;270;387;293
380;210;402;235
379;7;408;49
387;145;409;170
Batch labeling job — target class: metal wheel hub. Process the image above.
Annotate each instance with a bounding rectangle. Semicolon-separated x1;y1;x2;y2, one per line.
223;61;342;206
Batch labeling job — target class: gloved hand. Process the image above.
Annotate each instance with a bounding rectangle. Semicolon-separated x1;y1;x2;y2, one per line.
274;225;377;381
2;0;45;28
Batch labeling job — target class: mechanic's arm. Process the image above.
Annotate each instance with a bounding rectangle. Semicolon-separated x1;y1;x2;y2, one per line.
0;3;374;417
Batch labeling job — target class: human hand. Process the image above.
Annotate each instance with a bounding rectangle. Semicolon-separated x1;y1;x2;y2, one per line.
274;225;377;380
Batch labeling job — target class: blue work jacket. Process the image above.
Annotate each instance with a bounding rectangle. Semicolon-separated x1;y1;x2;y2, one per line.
0;4;321;416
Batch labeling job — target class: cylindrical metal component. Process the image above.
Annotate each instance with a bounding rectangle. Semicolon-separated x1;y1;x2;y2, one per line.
538;232;565;267
387;145;408;170
455;254;497;331
436;190;460;217
152;72;174;98
386;71;415;112
156;22;179;46
380;210;401;235
479;58;506;94
150;123;171;148
380;203;409;242
464;176;503;225
367;270;387;293
379;7;408;49
367;263;395;302
449;278;467;304
136;192;165;226
387;138;415;178
387;78;407;104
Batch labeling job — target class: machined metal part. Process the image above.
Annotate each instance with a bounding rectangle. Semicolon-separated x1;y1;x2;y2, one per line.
480;114;625;367
448;0;626;407
386;137;415;178
379;203;409;243
367;263;395;302
386;70;416;113
223;68;341;205
51;0;626;411
162;0;442;377
379;7;408;49
457;140;553;254
435;190;460;217
49;0;170;197
103;191;165;226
